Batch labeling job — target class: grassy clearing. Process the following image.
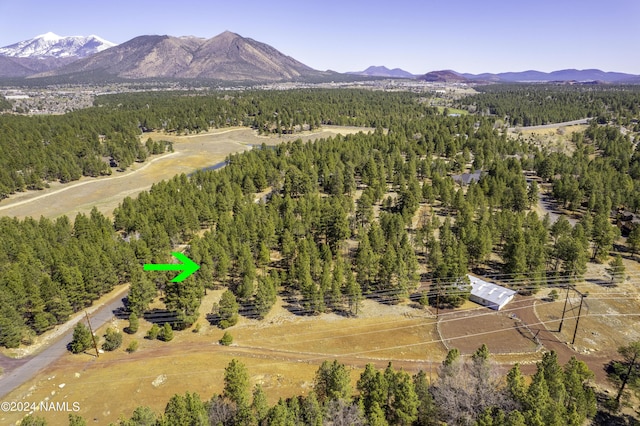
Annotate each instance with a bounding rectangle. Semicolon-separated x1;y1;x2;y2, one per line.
0;126;372;220
510;124;588;154
1;290;444;425
436;106;468;115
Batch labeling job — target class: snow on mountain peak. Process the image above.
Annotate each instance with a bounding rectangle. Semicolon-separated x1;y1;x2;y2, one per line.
0;33;116;58
35;32;63;41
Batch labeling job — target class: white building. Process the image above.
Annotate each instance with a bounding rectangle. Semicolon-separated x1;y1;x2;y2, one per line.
468;274;516;310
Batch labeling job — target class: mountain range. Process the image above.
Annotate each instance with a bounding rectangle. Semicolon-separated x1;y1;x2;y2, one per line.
353;67;640;83
347;66;414;79
0;32;115;78
0;32;115;58
33;31;328;82
0;32;639;83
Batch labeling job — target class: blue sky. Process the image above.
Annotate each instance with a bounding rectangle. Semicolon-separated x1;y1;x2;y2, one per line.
1;0;639;74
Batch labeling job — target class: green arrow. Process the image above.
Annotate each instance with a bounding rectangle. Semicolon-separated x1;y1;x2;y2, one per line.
143;252;200;282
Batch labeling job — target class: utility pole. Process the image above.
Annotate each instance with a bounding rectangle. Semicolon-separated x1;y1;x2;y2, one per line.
435;285;441;319
85;311;99;358
571;292;587;345
558;281;571;333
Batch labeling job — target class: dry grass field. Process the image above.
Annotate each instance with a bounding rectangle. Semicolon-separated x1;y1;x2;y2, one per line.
1;291;447;425
534;258;640;357
4;251;640;425
0;126;371;220
509;123;588;155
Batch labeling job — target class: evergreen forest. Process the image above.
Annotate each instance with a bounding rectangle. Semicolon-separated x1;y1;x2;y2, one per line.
2;85;640;424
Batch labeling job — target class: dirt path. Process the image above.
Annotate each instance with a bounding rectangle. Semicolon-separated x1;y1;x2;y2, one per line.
0;152;178;214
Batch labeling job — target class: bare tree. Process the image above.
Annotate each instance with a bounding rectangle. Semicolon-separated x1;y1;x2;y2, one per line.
431;345;515;424
324;399;366;426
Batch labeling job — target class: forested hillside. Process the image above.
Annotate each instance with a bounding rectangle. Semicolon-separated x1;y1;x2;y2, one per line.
2;87;640;424
0;89;424;199
0;95;11;111
2;88;640;347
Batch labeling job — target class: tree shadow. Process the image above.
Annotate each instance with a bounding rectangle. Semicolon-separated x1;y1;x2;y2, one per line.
365;290;403;306
205;313;221;327
586;277;618;288
112;305;130;320
143;308;179;325
593;390;639;425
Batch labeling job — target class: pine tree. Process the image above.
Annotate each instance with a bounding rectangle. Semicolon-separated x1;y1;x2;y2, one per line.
627;225;640;257
413;370;436;426
20;414;48;426
146;324;160;340
563;357;596;422
70;322;92;354
126;312;139;334
300;392;323;426
224;359;250;409
609;341;640;405
251;385;269;424
344;269;362;315
388;369;419;425
125;406;157;425
606;254;625;284
314;360;351;403
164;392;206;426
506;363;527;406
218;290;239;329
591;212;619;262
254;275;277;319
68;414;87;426
160;323;174;342
357;363;388;417
219;331;233;346
127;267;156;317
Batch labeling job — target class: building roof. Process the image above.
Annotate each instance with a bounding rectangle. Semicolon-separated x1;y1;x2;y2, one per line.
468;274;516;307
452;170;482;185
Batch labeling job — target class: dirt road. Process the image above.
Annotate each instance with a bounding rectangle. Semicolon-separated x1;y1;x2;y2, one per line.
509;118;590;132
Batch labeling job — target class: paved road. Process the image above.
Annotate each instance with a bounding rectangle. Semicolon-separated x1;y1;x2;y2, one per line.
509;118;590;132
0;289;128;399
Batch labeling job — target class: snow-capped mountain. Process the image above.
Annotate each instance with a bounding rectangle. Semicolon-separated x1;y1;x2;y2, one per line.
0;32;116;58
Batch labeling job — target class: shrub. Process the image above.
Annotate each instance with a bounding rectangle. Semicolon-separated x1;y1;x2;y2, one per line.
146;324;160;340
102;328;123;351
126;340;139;353
219;331;233;346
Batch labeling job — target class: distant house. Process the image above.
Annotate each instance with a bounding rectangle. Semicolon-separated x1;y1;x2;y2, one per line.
452;170;482;186
616;210;640;237
468;274;516;310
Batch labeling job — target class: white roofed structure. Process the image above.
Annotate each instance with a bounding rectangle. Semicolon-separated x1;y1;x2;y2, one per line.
468;274;516;310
